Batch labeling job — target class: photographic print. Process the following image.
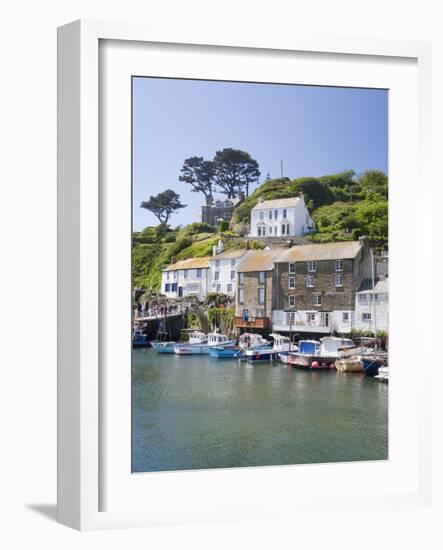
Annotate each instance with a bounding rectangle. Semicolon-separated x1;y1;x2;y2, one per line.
131;77;388;473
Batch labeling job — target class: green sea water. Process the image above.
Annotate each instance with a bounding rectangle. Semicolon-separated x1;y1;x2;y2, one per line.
132;348;388;472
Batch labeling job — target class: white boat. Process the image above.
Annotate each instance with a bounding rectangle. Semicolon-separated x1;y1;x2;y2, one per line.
239;333;269;350
321;337;355;357
174;331;236;355
245;334;296;363
151;341;176;353
375;365;389;382
287;337;355;369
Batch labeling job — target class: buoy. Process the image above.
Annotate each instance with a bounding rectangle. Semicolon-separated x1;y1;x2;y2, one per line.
311;361;319;369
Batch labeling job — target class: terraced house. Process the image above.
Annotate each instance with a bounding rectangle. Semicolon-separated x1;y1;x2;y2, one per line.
235;238;373;334
208;247;247;297
272;238;372;334
161;257;211;301
234;249;281;330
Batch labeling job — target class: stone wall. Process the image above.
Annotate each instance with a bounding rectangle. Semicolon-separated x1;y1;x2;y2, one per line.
236;271;273;319
274;259;356;312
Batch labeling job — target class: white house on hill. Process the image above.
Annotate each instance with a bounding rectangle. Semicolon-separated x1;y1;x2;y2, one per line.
249;194;314;238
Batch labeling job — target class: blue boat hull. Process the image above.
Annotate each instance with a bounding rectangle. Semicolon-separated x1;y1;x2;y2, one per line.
152;341;176;353
132;337;149;348
209;347;242;359
245;349;277;362
360;357;386;376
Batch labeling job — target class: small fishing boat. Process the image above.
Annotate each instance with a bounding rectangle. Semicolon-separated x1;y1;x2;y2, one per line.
239;333;269;350
174;331;236;355
287;337;355;369
151;341;176;353
209;346;243;359
375;365;389;382
132;327;149;348
335;357;363;373
245;334;293;363
359;352;388;376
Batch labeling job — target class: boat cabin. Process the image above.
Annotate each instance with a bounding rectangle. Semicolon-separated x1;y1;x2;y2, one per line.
299;340;321;355
207;333;230;346
188;331;207;344
319;337;354;357
239;333;268;349
269;333;291;351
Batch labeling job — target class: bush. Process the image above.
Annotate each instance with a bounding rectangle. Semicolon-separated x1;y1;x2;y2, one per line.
218;220;229;231
163;233;176;243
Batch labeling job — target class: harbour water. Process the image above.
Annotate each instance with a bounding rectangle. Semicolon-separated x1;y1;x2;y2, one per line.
132;348;388;473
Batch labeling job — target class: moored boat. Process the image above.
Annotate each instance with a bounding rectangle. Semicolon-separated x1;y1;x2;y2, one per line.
287;337;355;369
174;331;236;355
209;346;243;359
132;327;149;348
239;333;269;350
375;365;389;382
245;334;294;363
335;357;363;373
152;341;176;353
359;353;388;376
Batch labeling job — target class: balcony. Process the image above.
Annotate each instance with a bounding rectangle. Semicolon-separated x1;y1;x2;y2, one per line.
235;316;270;329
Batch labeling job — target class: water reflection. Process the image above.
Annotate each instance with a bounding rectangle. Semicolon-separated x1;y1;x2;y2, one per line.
132;349;388;472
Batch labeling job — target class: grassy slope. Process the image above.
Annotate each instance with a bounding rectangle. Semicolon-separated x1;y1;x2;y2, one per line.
133;170;388;290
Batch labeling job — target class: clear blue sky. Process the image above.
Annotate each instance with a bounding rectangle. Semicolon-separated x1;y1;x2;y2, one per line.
132;77;388;231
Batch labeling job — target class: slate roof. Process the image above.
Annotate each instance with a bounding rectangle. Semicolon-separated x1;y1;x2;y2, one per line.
236;249;282;272
277;240;363;262
251;197;301;210
163;257;211;271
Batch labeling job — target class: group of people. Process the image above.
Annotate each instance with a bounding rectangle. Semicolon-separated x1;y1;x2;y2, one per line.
134;301;188;320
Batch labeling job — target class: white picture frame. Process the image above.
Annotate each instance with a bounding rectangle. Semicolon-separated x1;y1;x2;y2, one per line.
57;19;434;531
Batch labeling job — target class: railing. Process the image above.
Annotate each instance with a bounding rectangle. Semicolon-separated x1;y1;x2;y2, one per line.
235;316;270;329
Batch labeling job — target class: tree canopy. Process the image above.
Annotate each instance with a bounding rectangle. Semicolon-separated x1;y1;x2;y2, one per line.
213;148;260;198
179;156;216;205
140;189;186;225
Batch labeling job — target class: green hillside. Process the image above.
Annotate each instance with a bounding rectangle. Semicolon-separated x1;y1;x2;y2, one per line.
132;170;388;290
232;170;387;246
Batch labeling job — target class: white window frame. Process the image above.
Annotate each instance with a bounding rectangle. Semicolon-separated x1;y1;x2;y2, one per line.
289;295;295;307
259;271;266;284
307;261;316;273
258;287;265;304
288;276;296;289
342;312;350;323
289;263;295;274
306;275;314;288
362;312;372;322
238;288;244;304
335;259;343;272
335;274;343;287
239;273;244;284
313;294;322;307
